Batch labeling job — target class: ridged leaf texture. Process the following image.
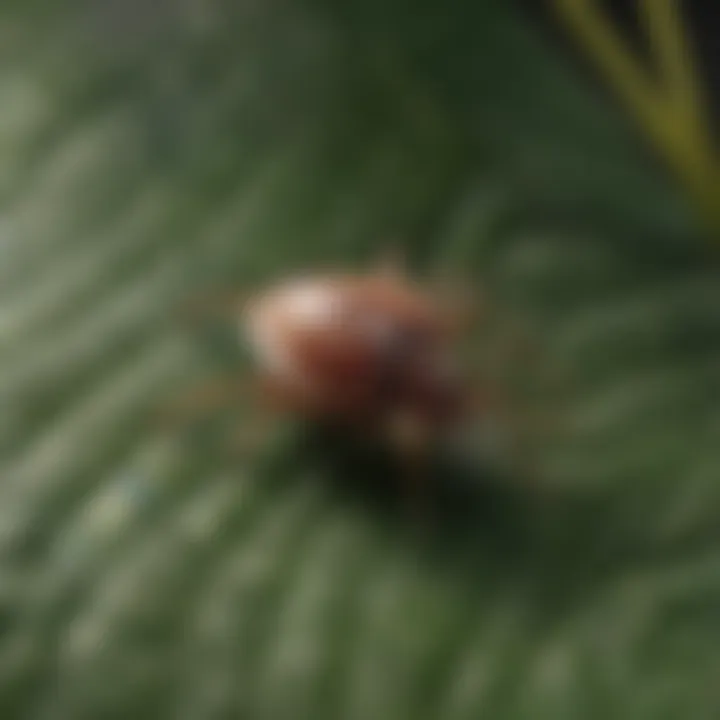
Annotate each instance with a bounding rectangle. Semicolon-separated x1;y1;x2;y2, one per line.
1;1;718;719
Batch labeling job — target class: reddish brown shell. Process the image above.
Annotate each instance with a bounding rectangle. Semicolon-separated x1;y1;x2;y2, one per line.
243;272;466;431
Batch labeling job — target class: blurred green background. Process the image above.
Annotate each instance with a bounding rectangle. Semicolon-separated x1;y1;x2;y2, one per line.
1;1;719;718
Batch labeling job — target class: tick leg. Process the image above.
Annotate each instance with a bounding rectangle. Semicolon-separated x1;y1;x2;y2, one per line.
174;288;253;327
373;242;408;279
468;378;553;488
224;411;276;457
386;411;434;521
478;386;521;460
479;322;569;445
425;269;485;339
466;295;570;463
155;373;256;430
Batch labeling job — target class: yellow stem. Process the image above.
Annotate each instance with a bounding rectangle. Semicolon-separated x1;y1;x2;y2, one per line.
639;0;714;157
551;0;720;236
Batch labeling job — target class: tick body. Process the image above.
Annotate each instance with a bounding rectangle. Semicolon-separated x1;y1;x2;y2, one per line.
242;270;469;453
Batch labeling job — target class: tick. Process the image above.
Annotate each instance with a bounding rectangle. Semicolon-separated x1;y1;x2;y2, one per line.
165;252;545;504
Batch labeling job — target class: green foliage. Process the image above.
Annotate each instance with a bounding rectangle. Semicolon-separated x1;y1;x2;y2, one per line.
1;1;718;719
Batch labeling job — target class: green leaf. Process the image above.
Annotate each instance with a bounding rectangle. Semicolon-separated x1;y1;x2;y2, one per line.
2;1;718;719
